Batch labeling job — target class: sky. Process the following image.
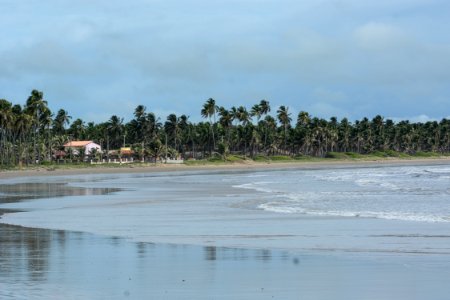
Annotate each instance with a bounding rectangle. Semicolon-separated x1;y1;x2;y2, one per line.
1;0;450;123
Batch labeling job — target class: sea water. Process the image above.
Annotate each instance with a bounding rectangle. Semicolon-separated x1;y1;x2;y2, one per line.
1;164;450;253
233;165;450;223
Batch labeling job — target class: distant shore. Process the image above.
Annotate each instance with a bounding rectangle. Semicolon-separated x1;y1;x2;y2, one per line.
1;156;450;180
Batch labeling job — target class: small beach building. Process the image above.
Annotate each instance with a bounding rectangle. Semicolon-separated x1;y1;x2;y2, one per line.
120;147;133;157
64;140;102;156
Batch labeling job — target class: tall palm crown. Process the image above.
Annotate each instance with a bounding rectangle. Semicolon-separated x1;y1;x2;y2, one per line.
164;113;183;150
259;100;271;116
25;90;49;122
218;107;233;129
53;109;72;135
107;115;124;148
277;106;292;128
201;98;219;150
237;106;251;126
70;118;86;140
201;98;218;122
277;106;292;150
250;105;261;120
0;99;13;131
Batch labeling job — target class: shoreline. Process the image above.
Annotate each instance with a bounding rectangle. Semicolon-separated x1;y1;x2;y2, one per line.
1;157;450;179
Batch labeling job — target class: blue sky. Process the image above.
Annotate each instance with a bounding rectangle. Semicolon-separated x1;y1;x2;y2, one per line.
1;0;449;123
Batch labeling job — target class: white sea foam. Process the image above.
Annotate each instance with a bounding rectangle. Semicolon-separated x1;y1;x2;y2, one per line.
232;182;278;194
237;165;450;223
355;178;399;190
258;203;450;223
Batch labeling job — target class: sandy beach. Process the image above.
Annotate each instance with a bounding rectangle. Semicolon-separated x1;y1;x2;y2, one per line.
1;159;450;299
1;157;450;179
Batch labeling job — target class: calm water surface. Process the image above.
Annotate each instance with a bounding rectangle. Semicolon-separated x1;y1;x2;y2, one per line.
1;223;449;300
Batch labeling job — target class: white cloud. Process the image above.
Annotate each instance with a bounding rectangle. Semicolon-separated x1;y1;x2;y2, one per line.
354;22;410;50
1;0;450;123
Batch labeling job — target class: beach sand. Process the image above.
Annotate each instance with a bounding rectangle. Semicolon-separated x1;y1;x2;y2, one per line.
1;159;450;299
1;157;450;179
2;223;449;300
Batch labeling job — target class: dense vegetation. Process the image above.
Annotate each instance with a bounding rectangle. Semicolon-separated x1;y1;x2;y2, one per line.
1;90;449;167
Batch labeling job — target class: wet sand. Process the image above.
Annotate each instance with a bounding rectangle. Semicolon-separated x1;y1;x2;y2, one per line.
2;222;449;300
1;163;450;299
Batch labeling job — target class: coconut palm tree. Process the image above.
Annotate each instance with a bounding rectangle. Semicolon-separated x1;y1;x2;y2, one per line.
235;106;252;156
24;90;49;163
338;118;351;153
39;107;53;161
164;113;184;151
250;104;261;121
107;115;124;149
295;111;311;154
218;107;233;145
277;106;292;153
69;118;86;140
201;98;219;152
0;99;14;165
53;109;72;135
236;106;251;126
259;100;271;116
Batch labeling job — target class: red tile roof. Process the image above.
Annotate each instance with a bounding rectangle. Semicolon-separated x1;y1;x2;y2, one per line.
64;141;93;147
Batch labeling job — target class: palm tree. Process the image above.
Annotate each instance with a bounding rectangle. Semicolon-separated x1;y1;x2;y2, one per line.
24;90;49;163
69;118;86;140
39;107;53;161
251;100;271;122
277;106;292;153
12;106;32;166
250;104;261;121
164;114;183;151
235;106;251;156
201;98;219;152
0;99;14;165
133;105;147;141
257;100;271;149
107;115;124;149
145;112;161;142
371;115;385;151
328;117;338;152
296;111;311;154
259;99;271;116
218;107;233;145
177;114;190;158
53;109;72;135
338;118;351;153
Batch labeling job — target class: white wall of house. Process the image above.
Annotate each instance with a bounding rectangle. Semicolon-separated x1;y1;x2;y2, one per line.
85;142;102;154
65;143;102;156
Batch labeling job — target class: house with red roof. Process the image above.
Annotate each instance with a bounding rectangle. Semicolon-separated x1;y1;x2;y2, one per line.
63;140;102;156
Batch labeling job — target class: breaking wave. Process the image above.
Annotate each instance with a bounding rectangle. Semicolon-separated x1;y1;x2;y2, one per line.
233;165;450;223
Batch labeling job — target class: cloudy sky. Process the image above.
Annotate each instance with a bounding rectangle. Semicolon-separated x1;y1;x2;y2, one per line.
1;0;449;123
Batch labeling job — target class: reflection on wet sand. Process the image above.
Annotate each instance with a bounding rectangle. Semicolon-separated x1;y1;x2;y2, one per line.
0;224;52;283
0;223;299;299
0;182;120;204
2;221;449;300
204;246;273;262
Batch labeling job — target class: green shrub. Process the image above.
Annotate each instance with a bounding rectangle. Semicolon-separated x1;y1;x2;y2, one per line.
226;155;245;162
413;151;439;157
270;155;292;161
252;155;269;162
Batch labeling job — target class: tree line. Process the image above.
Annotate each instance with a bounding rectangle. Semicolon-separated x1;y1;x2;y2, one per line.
1;90;449;166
